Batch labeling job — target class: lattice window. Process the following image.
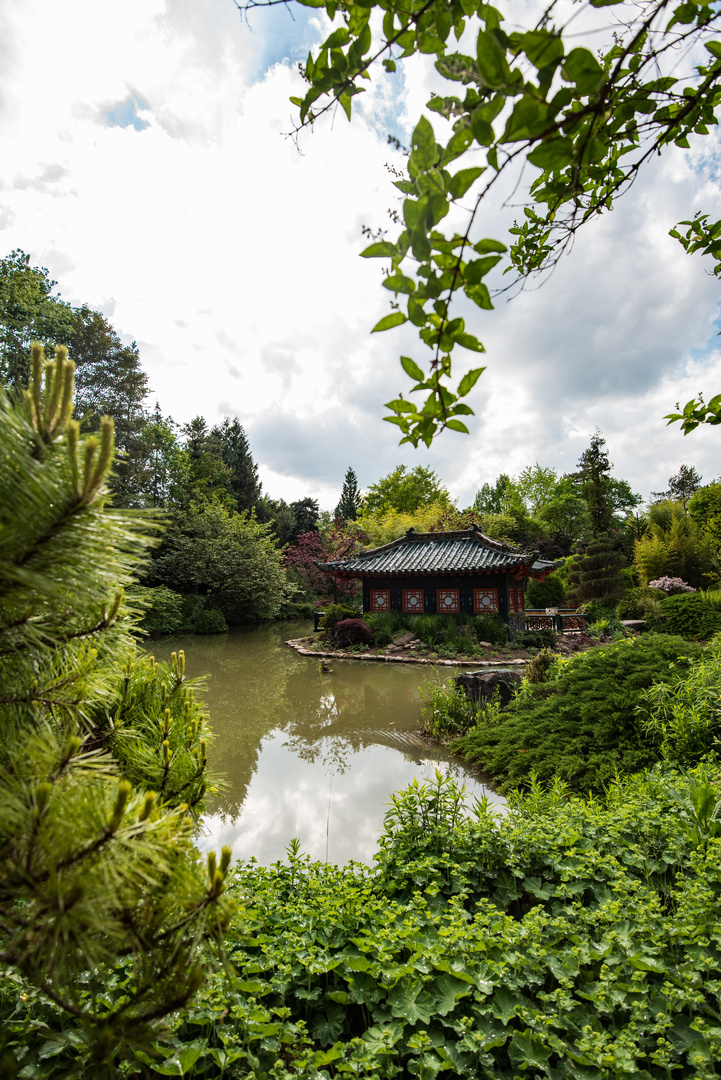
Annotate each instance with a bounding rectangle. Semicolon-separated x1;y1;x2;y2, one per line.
370;589;391;613
508;590;516;613
402;589;424;613
437;588;460;614
473;588;498;613
516;589;524;612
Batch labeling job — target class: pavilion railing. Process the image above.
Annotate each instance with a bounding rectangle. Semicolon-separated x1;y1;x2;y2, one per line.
524;608;587;634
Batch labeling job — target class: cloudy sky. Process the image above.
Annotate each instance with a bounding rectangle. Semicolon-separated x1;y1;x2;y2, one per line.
2;0;721;510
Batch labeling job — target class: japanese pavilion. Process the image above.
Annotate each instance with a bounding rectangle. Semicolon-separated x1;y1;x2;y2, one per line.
318;525;556;622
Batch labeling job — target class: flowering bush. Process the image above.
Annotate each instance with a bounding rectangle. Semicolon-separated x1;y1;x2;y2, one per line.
649;576;696;594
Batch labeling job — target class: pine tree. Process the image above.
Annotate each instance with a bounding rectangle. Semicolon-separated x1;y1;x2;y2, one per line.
567;533;624;609
0;346;230;1062
571;431;615;537
290;497;320;538
334;466;361;521
210;416;262;512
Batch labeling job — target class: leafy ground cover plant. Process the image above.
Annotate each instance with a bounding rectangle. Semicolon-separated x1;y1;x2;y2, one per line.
640;634;721;765
9;768;721;1078
453;634;703;793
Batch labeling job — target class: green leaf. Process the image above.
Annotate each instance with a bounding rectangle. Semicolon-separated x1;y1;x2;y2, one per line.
456;333;485;353
471;111;494;146
383;273;416;295
408;297;427;327
527;136;574;170
562;47;604;93
361;241;398;258
295;0;326;7
445;418;470;433
372;312;407;332
443;126;474;163
410;115;436;171
474;238;507;254
464;256;501;283
449;167;485;198
521;30;564;68
386;398;417;413
401;355;426;382
476;30;510;88
458;366;486;395
325;26;350;47
509;1029;553;1070
289;96;303;107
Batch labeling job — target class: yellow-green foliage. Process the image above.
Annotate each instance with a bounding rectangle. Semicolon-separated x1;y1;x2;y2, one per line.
634;499;712;587
357;500;449;545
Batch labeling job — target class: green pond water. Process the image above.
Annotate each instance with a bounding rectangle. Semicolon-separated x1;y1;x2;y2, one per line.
156;621;505;866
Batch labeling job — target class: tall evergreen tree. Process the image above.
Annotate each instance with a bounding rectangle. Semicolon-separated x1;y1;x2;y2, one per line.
290;497;320;539
0;346;230;1060
181;416;235;508
652;464;703;510
210;416;262;512
334;466;361;520
567;533;625;609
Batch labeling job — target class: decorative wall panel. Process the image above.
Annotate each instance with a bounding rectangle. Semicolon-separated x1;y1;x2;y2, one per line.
437;588;460;614
473;588;498;613
370;589;391;612
402;589;424;614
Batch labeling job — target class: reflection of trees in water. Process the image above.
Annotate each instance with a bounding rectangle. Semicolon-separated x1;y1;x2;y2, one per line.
152;628;457;819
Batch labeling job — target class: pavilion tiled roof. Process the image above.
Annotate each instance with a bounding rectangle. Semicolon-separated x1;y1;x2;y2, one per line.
319;527;551;577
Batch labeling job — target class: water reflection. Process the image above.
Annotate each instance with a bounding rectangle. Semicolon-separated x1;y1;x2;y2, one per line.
156;622;505;865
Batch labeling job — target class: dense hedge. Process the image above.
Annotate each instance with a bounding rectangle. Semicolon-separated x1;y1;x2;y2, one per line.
453;634;703;793
658;592;721;639
7;768;721;1079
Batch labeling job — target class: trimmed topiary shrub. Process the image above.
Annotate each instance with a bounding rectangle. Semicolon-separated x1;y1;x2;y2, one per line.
333;618;373;648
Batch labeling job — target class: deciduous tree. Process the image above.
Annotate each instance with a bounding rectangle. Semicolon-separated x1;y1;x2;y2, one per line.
238;0;721;445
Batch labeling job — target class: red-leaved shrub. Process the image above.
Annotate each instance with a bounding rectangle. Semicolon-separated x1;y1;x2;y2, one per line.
334;619;372;648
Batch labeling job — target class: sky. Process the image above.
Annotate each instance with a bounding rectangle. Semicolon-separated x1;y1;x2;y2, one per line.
2;0;721;511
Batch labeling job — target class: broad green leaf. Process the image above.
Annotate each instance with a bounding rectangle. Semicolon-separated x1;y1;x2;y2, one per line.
372;312;407;332
521;30;564;68
325;26;350;47
466;282;493;308
383;273;416;294
527;136;575;170
449;167;485;198
443;127;474;163
360;241;398;258
509;1029;553;1070
464;256;501;283
562;47;604;93
456;333;485;352
705;40;721;59
476;30;510;88
471;112;494;145
401;355;426;382
393;180;417;195
458;366;486;395
445;418;470;432
410;115;436;171
386;398;417;413
295;0;326;7
474;238;507;254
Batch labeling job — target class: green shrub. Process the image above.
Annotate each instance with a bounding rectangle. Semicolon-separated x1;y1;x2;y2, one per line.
639;636;721;764
277;598;315;619
525;572;565;609
617;586;665;620
191;608;228;634
514;627;556;649
365;610;407;645
11;766;721;1078
319;603;362;633
128;585;185;635
658;592;721;639
468;612;507;646
453;634;703;793
580;597;617;622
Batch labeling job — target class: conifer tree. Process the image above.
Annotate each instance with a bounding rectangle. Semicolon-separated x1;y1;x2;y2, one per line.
210;416;262;512
567;533;624;610
334;466;361;521
0;346;230;1063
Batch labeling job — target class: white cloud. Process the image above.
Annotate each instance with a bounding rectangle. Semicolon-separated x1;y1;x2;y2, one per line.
2;0;721;510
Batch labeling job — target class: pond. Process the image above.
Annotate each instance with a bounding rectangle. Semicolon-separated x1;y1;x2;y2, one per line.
156;621;505;866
